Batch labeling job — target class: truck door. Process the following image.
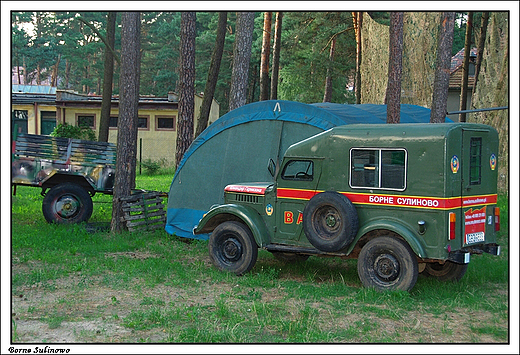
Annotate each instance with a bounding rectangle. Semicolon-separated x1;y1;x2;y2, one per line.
460;128;498;247
276;159;322;241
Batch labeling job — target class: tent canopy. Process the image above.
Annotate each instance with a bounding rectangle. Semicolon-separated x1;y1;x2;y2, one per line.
166;100;443;239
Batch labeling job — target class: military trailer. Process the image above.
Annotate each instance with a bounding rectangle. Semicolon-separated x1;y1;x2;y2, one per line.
194;123;501;291
12;133;116;224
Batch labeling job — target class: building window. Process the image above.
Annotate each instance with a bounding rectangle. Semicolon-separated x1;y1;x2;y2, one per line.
350;148;407;191
40;111;56;135
138;116;149;130
469;138;482;185
12;110;28;134
108;116;149;130
77;114;95;129
109;116;118;128
156;116;176;131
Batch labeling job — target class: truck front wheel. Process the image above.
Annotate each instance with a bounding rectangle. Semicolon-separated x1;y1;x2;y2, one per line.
42;183;93;224
357;236;418;292
209;221;258;275
422;261;468;282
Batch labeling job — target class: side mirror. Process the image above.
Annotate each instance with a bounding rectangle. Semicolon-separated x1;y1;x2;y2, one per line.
268;158;276;177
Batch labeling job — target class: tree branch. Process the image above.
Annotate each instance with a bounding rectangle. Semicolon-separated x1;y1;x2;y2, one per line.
77;16;121;65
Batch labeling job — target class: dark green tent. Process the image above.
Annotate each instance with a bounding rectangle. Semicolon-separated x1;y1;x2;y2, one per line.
165;100;440;239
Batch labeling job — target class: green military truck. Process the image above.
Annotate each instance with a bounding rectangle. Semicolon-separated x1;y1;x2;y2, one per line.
194;123;501;291
12;133;116;224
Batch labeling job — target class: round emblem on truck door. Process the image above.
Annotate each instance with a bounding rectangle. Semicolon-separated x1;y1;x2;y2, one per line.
490;153;497;170
266;204;273;216
450;155;459;173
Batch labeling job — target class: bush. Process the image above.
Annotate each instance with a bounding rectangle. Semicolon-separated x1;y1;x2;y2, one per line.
51;123;96;141
140;159;161;175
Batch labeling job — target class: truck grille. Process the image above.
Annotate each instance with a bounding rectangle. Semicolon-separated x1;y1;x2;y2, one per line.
234;194;260;204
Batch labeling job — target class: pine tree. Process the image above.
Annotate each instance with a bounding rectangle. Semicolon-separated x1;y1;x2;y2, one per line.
430;12;455;123
111;12;141;233
229;12;255;111
176;12;196;167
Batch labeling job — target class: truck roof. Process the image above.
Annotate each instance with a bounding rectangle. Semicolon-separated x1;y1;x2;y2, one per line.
285;123;497;158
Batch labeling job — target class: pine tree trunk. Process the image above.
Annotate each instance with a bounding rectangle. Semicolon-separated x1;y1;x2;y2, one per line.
353;12;363;104
270;12;283;100
98;11;117;142
323;36;336;102
111;12;141;233
229;12;255;111
459;12;473;122
473;12;489;93
385;12;404;123
430;12;455;123
195;12;227;138
176;12;196;167
98;12;117;142
260;12;272;101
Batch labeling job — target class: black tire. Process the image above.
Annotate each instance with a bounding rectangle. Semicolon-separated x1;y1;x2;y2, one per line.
209;221;258;275
42;183;93;224
357;236;418;292
303;191;359;252
271;252;310;263
422;261;468;282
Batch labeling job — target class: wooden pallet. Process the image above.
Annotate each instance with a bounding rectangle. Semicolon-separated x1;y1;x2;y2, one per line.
120;192;166;232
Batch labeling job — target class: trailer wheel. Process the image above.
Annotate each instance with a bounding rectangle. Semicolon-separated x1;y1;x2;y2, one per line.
303;191;358;252
422;261;468;282
357;236;418;292
42;183;93;224
209;221;258;275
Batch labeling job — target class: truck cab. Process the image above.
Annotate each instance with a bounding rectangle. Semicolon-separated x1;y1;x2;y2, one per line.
194;123;501;291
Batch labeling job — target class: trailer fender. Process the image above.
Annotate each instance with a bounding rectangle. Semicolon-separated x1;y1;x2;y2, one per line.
194;204;271;247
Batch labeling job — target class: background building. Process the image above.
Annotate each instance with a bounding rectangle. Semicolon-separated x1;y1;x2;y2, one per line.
11;85;220;165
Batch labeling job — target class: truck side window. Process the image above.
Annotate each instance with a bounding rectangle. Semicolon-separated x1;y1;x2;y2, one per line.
350;148;406;190
281;160;314;181
469;137;482;185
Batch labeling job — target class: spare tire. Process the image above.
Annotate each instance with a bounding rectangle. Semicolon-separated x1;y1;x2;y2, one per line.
303;191;359;252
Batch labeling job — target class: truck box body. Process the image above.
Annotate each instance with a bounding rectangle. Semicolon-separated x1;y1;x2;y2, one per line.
270;123;500;260
12;134;116;224
12;133;116;193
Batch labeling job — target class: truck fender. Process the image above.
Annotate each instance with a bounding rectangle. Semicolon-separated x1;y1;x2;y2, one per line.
194;204;271;247
347;218;426;258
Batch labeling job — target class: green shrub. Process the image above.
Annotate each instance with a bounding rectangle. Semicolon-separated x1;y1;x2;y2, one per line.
51;122;96;141
140;159;161;175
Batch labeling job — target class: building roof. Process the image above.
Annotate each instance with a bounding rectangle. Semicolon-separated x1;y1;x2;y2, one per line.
449;48;477;89
11;85;180;107
12;85;57;94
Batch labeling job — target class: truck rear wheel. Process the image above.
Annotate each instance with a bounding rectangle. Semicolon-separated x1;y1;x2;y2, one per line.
422;261;468;282
209;221;258;275
42;183;93;224
357;236;418;292
303;191;358;252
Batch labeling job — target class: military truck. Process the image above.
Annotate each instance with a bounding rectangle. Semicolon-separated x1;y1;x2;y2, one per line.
12;133;116;224
194;123;501;291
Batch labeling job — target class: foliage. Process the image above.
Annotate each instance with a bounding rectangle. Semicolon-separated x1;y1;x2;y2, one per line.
12;11;473;115
140;159;161;175
50;122;96;141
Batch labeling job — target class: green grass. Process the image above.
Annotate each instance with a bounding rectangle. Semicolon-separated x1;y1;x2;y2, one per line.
10;174;510;344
